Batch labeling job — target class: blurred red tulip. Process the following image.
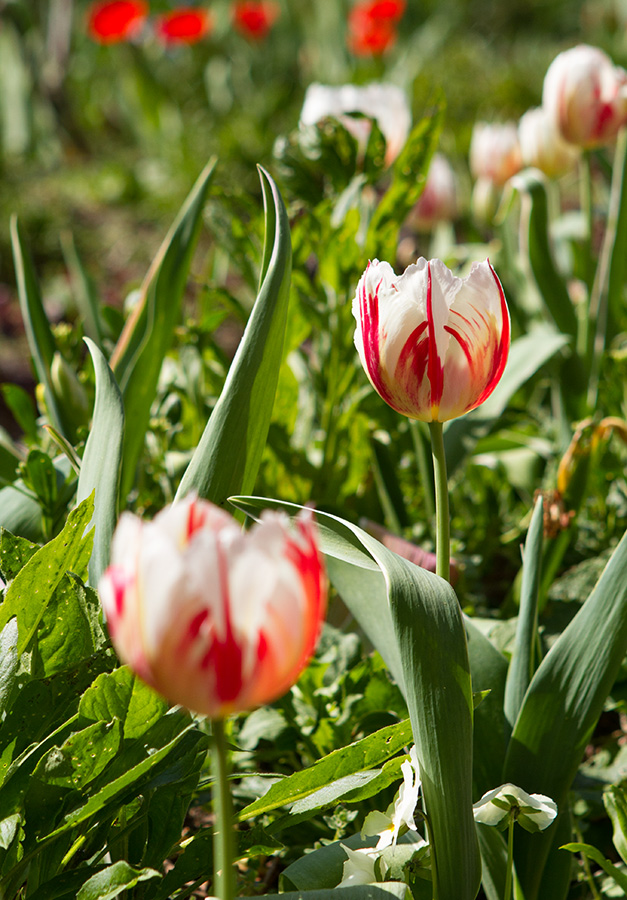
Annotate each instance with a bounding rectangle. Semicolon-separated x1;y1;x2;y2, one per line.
367;0;406;21
348;4;397;56
155;7;211;44
232;1;280;40
87;0;148;43
99;495;327;718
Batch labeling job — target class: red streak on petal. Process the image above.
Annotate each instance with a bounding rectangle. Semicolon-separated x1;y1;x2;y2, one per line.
470;262;510;409
360;267;397;409
201;542;243;706
186;498;208;541
426;261;443;417
394;322;429;410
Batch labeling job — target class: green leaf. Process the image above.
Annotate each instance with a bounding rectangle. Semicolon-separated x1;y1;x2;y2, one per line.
0;529;38;582
604;785;627;866
606;130;627;344
1;384;37;442
230;496;480;900
445;325;570;476
0;496;94;654
76;339;125;587
176;167;292;507
0;621;19;717
34;720;121;790
77;861;160;900
111;159;216;498
238;719;413;820
512;170;577;338
503;495;544;731
365;99;444;260
504;527;627;900
10;216;68;437
476;824;508;900
61;232;107;350
79;667;168;741
560;842;627;892
33;573;104;677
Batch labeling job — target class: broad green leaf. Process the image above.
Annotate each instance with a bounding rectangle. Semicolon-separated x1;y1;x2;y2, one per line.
0;530;38;582
605;785;627;866
503;495;544;731
0;496;94;654
79;667;168;741
111;159;216;498
34;720;121;790
476;824;508;900
269;886;410;900
10;216;68;438
560;842;627;892
444;326;569;475
33;573;104;678
365;99;444;260
464;618;508;799
1;383;37;442
0;454;75;543
77;861;160;900
503;527;627;900
76;339;125;587
512;170;577;338
238;719;413;821
606;130;627;345
176;168;292;507
0;621;19;717
230;496;480;900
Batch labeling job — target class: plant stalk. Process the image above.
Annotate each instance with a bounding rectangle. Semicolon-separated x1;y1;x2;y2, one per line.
504;815;515;900
212;717;235;900
428;421;450;582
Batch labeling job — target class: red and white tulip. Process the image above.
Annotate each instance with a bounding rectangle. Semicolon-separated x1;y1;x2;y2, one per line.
518;106;580;178
542;44;627;148
469;122;523;187
352;258;510;422
99;495;327;718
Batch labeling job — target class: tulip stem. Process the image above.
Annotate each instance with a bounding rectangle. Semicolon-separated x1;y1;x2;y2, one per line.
504;813;515;900
211;718;235;900
428;421;450;583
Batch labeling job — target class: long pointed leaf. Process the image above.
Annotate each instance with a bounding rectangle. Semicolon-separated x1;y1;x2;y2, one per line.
503;495;544;731
10;217;67;438
230;496;480;900
76;339;125;587
503;527;627;900
111;159;216;498
175;168;292;506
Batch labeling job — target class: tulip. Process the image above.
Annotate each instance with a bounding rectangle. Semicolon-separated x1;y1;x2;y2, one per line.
99;495;327;718
87;0;148;43
542;44;627;148
518;106;580;177
232;1;280;40
469;122;523;187
300;83;411;166
408;153;458;231
352;257;510;423
154;8;212;45
347;2;399;56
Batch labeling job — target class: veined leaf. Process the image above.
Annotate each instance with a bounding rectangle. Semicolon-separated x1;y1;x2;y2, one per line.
175;168;292;506
238;719;413;821
503;527;627;900
0;497;94;654
77;861;161;900
230;496;480;900
76;339;124;587
111;159;216;499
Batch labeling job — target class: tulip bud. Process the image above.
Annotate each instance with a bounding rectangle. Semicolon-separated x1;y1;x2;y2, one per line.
542;44;627;148
99;496;327;718
518;106;580;177
469;122;523;187
300;83;411;166
352;257;510;423
408;153;458;231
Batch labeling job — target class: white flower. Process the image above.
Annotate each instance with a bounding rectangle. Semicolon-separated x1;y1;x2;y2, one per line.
363;747;421;849
518;106;580;178
300;82;411;165
473;783;558;833
338;845;381;887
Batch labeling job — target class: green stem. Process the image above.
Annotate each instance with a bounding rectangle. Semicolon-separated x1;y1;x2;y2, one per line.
428;421;450;582
212;718;235;900
504;814;515;900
